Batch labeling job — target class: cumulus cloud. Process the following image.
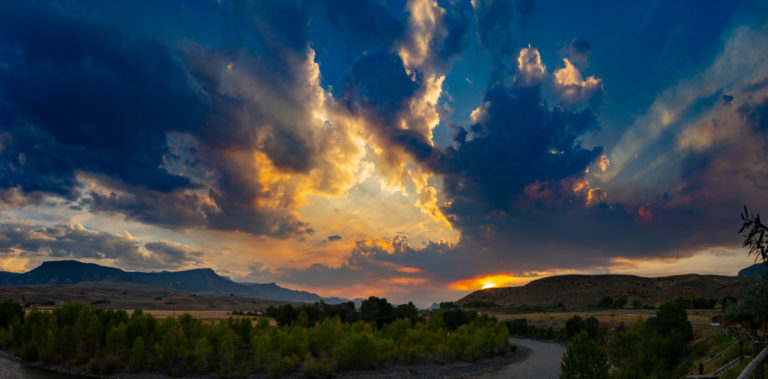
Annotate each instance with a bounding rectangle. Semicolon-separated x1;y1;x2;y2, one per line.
567;38;592;68
553;58;603;105
516;45;548;85
0;2;377;239
0;223;202;270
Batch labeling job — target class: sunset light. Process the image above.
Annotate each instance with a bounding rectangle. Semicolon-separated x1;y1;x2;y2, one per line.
0;0;763;307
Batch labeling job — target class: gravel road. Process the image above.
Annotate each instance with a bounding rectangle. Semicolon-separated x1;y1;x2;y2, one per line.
477;338;566;379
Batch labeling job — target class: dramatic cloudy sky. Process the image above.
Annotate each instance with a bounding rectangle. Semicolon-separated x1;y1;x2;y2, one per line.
1;0;768;305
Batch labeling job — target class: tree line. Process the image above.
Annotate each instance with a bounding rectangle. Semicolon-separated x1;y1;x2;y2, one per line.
0;296;513;377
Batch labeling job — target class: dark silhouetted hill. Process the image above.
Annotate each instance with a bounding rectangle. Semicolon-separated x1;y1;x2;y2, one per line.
738;263;766;277
457;274;751;308
0;260;326;303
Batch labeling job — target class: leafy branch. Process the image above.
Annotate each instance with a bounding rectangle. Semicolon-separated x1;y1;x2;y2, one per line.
739;206;768;266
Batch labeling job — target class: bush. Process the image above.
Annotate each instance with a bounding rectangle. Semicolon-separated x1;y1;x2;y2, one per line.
560;331;609;379
597;296;613;309
607;301;693;378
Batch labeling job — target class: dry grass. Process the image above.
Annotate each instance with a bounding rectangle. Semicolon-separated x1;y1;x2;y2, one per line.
1;284;286;313
486;308;721;331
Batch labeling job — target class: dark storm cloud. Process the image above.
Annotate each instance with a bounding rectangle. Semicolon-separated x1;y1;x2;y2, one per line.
0;223;201;270
438;1;472;64
344;53;418;122
341;52;440;162
0;1;371;238
0;3;203;198
738;97;768;130
435;81;603;230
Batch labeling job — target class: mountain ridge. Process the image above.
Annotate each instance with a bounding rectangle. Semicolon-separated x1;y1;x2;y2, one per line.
0;260;342;304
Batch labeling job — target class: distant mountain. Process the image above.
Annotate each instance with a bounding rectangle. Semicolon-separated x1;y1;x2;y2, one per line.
457;274;751;308
17;260;135;285
240;283;322;303
738;263;766;277
0;260;329;303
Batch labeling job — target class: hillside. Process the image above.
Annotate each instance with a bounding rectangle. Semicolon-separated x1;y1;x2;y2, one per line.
0;284;285;311
456;274;752;308
0;260;329;303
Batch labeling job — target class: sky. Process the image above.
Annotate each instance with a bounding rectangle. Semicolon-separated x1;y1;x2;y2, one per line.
1;0;768;306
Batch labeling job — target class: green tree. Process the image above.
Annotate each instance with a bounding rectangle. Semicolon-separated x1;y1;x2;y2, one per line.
597;296;613;309
394;302;419;321
128;336;146;371
360;296;395;327
607;302;693;378
0;301;23;329
560;331;609;379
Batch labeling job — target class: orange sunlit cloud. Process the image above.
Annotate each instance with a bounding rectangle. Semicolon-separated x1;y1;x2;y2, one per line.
396;266;424;274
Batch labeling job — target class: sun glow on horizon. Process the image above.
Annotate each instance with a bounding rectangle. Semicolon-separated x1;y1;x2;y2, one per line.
450;272;549;291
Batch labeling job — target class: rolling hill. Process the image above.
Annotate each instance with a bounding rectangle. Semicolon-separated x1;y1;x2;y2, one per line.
456;274;752;308
0;260;335;303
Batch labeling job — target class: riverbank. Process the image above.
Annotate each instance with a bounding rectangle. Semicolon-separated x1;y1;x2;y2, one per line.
336;346;532;378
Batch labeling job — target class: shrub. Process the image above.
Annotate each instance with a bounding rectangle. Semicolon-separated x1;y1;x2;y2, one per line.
560;331;609;379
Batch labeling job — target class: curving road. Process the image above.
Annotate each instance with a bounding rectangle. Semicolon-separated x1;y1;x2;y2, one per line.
478;337;566;379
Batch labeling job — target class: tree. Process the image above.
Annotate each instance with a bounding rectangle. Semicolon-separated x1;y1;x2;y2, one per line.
607;302;693;378
726;207;768;340
740;206;768;265
560;331;609;379
0;301;23;329
394;302;419;322
597;296;613;309
360;296;395;327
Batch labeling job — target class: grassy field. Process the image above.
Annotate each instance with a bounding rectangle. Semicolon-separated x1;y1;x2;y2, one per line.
486;308;722;331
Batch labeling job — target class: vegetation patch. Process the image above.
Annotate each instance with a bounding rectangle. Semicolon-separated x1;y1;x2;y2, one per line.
0;297;514;377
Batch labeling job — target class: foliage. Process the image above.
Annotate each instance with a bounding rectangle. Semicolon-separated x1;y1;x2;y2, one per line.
564;316;600;342
463;301;498;308
359;296;396;327
0;301;23;329
607;302;693;378
505;316;596;342
740;206;768;265
597;296;613;309
724;279;768;339
675;297;718;309
0;301;512;376
266;301;359;326
560;331;609;379
725;207;768;340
